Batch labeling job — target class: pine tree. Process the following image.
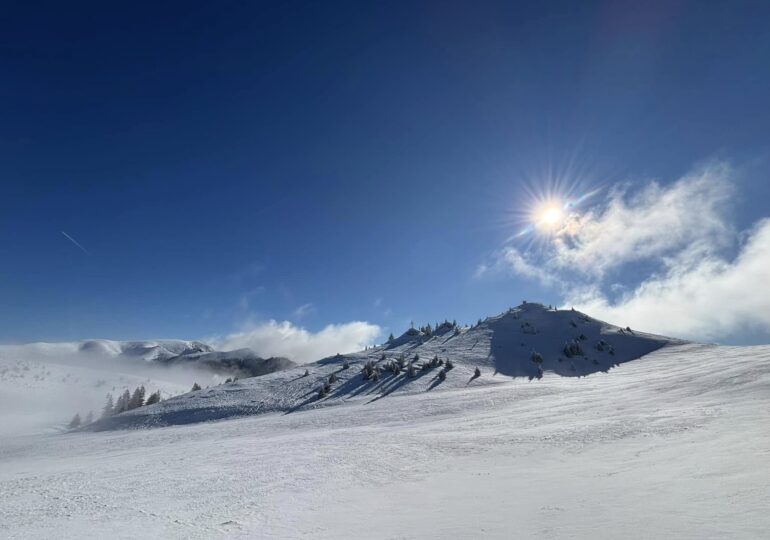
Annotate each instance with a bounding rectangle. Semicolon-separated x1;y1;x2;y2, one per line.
84;411;94;424
101;393;115;418
128;386;145;410
118;389;131;413
388;333;395;341
191;382;202;392
438;370;446;381
145;390;161;405
407;362;416;378
69;413;81;429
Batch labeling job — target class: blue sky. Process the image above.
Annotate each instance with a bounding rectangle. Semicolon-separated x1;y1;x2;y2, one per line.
2;1;770;351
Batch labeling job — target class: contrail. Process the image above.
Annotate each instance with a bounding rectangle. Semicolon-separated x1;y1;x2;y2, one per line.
61;231;90;255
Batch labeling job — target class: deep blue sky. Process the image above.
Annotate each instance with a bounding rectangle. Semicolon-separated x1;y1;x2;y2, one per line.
2;1;770;343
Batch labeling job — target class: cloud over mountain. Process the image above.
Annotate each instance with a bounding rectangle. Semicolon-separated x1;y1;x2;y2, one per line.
215;320;381;363
480;162;770;340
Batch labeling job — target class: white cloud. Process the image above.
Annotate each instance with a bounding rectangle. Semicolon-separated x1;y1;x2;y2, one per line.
292;303;315;319
569;218;770;340
475;247;554;286
481;162;770;341
239;287;265;310
550;162;734;277
215;320;381;363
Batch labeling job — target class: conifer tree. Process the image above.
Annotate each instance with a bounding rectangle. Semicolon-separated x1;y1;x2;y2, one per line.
101;393;115;418
69;413;81;429
128;386;145;410
191;382;202;392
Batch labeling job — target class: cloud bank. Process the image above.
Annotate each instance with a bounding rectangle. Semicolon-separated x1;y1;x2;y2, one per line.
481;163;770;341
216;320;381;363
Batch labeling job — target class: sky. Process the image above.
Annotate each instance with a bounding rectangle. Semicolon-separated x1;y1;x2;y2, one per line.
2;1;770;356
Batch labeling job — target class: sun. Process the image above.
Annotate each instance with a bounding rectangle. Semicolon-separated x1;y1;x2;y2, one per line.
541;206;563;226
534;202;564;231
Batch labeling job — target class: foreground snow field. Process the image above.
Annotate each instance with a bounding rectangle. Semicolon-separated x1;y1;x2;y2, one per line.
1;340;768;539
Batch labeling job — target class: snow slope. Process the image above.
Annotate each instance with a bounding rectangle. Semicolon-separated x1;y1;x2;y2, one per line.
0;341;768;538
92;303;679;430
0;339;290;437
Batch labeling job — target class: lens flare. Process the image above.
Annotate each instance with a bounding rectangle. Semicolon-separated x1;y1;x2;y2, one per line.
512;187;601;239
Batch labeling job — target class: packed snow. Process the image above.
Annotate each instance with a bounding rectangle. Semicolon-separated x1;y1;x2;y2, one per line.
1;305;768;538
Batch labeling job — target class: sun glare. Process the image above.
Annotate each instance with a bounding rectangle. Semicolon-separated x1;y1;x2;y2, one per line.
534;202;564;231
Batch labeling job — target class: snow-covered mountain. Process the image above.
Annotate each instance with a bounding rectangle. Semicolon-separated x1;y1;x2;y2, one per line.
156;349;297;378
2;304;768;538
90;303;681;430
0;339;295;436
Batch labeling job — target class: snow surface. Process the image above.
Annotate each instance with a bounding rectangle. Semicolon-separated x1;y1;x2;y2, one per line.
1;305;768;538
90;304;679;430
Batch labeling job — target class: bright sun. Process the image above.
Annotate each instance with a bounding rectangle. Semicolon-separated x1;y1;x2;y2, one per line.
535;204;564;231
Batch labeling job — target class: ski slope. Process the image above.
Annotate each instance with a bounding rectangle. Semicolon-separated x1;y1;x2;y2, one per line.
1;305;768;538
0;342;768;538
90;304;678;430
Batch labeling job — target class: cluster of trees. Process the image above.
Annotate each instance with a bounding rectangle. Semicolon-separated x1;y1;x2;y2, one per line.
414;320;459;337
563;339;585;358
316;351;461;400
68;411;93;429
68;385;162;429
100;386;161;419
596;340;615;354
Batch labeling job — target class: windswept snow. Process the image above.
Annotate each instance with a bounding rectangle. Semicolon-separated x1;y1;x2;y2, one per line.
1;342;768;538
91;304;677;430
0;339;290;436
1;305;767;539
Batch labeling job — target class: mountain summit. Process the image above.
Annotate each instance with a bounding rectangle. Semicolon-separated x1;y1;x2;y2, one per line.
89;303;679;430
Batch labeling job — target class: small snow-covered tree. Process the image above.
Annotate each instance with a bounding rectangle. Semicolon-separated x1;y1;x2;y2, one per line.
407;362;416;378
191;382;202;392
114;389;131;414
388;333;395;342
101;393;115;418
128;386;145;410
84;411;94;424
438;370;446;381
444;359;454;370
69;413;81;429
145;390;161;405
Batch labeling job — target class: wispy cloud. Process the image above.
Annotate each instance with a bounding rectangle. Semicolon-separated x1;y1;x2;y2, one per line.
292;303;315;319
61;231;90;255
215;320;381;363
478;162;770;340
239;286;266;310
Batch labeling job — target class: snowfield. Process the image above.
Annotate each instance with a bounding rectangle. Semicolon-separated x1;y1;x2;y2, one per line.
1;305;768;538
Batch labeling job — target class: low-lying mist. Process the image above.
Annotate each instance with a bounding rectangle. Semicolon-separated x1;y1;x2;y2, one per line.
0;342;229;438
